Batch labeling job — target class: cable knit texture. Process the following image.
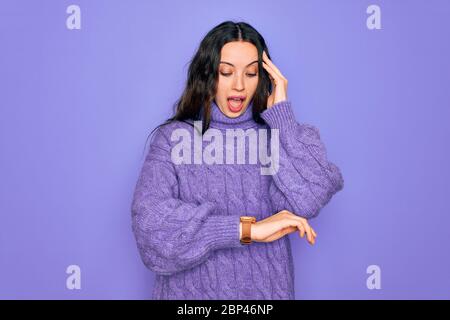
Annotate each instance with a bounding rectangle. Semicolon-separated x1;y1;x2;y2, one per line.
131;99;344;300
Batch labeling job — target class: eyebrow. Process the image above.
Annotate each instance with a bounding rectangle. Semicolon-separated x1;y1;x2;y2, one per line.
219;60;258;68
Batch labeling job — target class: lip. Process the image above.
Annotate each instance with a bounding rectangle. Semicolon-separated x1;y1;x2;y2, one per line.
228;95;246;100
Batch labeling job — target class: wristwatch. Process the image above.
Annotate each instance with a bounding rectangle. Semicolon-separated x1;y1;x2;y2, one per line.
240;216;256;245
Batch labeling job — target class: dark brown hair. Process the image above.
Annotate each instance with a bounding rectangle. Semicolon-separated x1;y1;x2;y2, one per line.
143;20;273;155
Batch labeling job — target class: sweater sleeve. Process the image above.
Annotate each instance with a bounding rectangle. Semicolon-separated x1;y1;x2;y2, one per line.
260;100;344;220
131;125;242;276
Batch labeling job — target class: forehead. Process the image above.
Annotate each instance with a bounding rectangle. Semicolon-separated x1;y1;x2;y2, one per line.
220;41;258;67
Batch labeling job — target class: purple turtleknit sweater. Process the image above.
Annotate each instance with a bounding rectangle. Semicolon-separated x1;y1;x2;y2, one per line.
131;99;344;300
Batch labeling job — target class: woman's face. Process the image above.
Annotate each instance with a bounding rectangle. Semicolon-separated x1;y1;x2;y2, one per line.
215;41;259;118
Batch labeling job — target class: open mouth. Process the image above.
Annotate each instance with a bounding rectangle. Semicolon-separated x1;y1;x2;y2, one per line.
227;96;246;113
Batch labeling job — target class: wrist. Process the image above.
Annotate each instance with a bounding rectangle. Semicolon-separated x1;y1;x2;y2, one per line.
239;216;256;244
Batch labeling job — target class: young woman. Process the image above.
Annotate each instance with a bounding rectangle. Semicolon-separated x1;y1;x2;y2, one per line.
131;21;344;300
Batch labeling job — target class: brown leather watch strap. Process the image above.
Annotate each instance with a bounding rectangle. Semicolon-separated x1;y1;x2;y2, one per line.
240;216;256;244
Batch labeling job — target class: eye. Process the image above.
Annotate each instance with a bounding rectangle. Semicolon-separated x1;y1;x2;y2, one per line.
220;72;257;77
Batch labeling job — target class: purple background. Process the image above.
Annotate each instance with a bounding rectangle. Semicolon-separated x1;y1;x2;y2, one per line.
1;0;449;299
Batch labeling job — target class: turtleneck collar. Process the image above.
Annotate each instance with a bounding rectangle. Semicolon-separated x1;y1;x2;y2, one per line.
209;99;258;130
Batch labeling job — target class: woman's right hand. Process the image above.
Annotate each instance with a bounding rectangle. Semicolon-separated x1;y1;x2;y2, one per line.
251;210;317;245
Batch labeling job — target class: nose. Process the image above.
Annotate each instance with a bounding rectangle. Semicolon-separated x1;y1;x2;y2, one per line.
232;72;245;91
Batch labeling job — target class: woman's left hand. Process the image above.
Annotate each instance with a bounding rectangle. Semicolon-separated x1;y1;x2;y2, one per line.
262;50;288;108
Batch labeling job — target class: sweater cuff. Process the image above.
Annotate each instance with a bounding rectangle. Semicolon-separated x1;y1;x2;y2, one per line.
260;100;297;129
202;215;242;250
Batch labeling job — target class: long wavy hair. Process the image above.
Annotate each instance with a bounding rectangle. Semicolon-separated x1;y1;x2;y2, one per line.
143;21;273;156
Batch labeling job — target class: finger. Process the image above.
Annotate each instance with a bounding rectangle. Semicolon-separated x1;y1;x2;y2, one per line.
301;222;313;244
265;226;297;242
298;224;305;238
283;226;298;237
262;51;286;80
262;61;277;83
291;220;304;238
282;213;315;243
282;218;304;237
263;53;285;80
276;226;297;238
291;216;315;240
308;225;315;244
262;61;279;82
